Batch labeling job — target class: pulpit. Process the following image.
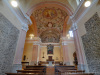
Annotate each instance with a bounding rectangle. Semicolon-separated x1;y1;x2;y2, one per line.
47;56;54;66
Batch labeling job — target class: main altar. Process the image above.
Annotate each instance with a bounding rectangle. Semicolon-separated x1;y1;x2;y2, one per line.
47;56;54;66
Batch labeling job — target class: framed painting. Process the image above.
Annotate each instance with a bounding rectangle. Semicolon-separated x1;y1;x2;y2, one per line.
47;44;54;54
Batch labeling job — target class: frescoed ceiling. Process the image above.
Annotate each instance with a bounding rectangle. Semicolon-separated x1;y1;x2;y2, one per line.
31;7;67;43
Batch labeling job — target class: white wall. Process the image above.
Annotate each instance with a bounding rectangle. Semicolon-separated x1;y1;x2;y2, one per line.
77;2;100;37
0;0;22;30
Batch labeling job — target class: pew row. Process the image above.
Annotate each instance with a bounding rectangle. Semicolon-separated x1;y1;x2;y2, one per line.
6;73;44;75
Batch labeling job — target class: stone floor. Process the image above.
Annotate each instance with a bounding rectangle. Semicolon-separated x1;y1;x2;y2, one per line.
46;66;55;75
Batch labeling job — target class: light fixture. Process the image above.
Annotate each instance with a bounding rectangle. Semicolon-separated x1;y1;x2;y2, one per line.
11;0;18;7
29;34;34;39
84;1;91;7
67;34;70;39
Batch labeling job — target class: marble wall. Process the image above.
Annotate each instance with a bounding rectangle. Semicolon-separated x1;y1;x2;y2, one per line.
0;13;19;75
82;13;100;75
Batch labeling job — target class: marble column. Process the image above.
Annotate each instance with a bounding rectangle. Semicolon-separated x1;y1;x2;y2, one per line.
61;37;70;65
12;24;28;72
72;23;85;70
31;37;41;65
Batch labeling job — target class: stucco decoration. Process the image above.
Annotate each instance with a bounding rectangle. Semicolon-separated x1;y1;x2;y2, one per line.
32;7;67;33
43;8;57;19
32;7;67;43
40;29;60;43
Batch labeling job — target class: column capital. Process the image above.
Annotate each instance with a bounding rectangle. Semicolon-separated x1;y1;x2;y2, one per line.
62;41;68;45
33;37;41;45
33;41;41;45
60;37;68;45
21;23;29;32
60;37;68;41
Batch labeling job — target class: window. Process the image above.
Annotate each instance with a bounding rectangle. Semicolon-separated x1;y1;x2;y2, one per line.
69;31;73;37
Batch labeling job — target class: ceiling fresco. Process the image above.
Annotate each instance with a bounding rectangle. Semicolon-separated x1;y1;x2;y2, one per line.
32;7;67;43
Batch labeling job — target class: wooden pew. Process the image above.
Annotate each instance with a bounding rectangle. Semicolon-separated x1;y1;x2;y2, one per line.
55;65;77;73
24;65;46;73
59;70;85;73
65;73;94;75
6;73;44;75
24;67;45;70
17;70;43;73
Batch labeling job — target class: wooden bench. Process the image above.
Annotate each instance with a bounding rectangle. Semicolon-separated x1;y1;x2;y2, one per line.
17;70;44;73
6;73;44;75
59;70;85;73
55;65;77;73
66;73;94;75
24;67;45;70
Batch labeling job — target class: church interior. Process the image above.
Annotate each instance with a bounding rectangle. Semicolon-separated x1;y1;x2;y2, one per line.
0;0;100;75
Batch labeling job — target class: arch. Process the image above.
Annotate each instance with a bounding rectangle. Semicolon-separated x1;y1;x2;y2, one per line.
39;28;61;37
26;1;73;16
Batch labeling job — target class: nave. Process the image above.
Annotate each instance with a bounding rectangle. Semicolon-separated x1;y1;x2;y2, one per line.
0;0;100;75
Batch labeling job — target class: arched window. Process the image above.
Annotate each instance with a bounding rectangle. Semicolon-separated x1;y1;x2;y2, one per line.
69;31;73;37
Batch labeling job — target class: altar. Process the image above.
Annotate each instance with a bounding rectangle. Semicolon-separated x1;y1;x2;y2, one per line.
47;56;54;66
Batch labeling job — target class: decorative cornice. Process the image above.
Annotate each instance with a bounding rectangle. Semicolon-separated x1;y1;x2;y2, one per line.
72;23;78;31
62;41;68;45
41;43;60;46
33;41;41;45
21;23;29;32
70;0;98;24
17;0;32;24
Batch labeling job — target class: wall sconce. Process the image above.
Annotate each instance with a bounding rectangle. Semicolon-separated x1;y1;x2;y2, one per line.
29;34;34;39
42;52;45;58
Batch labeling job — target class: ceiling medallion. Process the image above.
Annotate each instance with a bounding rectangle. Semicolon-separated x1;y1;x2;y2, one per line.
43;8;57;19
48;22;53;28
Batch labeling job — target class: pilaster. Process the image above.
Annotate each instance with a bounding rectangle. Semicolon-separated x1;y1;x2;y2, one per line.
60;37;70;65
31;37;41;65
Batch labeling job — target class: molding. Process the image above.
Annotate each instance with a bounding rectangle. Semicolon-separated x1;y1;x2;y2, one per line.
62;41;74;45
76;0;99;23
17;0;32;24
70;0;99;24
26;37;41;41
33;41;41;45
62;41;68;45
41;43;60;46
41;46;60;47
21;23;29;32
3;0;31;31
72;23;78;31
70;0;85;21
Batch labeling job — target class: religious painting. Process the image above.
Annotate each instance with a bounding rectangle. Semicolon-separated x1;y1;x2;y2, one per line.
43;8;57;19
47;44;54;54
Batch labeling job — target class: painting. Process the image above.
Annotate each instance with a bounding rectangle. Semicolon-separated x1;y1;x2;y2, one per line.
43;8;57;19
47;44;54;54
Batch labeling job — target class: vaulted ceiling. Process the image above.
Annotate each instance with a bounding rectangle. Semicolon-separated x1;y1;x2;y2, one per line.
18;0;77;43
32;7;68;35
